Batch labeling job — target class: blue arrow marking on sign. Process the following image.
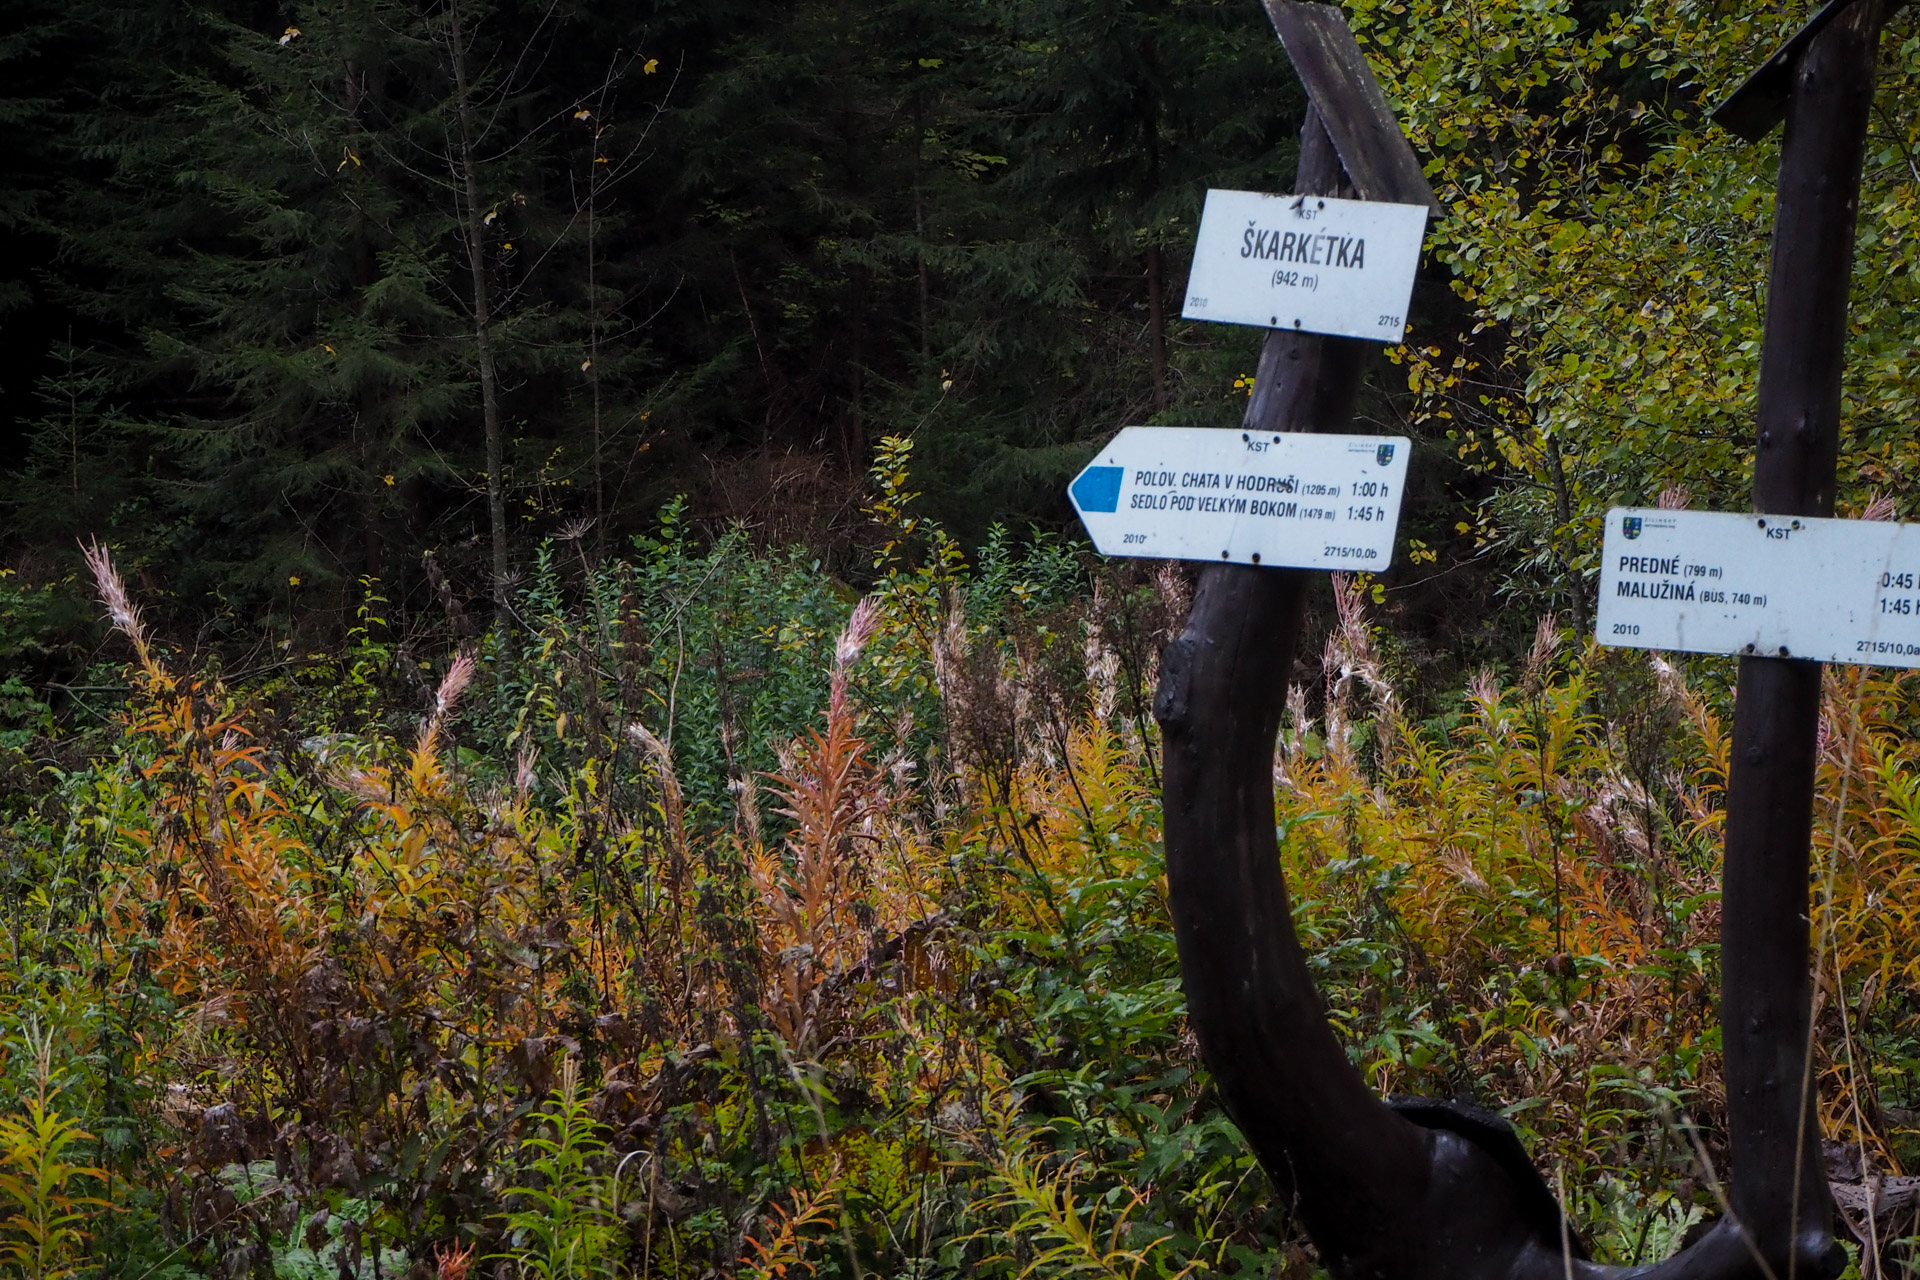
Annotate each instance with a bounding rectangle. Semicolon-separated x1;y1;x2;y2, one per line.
1071;466;1124;514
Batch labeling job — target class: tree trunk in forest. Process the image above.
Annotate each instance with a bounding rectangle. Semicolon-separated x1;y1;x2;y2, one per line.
847;267;867;472
1147;245;1168;412
915;105;932;368
586;108;605;564
346;56;384;587
445;0;512;632
1545;432;1586;635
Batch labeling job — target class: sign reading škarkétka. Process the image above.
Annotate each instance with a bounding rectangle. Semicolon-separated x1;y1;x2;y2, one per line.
1181;190;1428;342
1068;427;1410;570
1597;507;1920;667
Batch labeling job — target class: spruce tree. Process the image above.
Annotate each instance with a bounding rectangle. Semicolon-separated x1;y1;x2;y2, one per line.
993;0;1304;410
29;1;659;635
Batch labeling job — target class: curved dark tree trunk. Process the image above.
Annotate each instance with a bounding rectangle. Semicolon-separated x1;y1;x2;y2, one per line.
1149;0;1891;1255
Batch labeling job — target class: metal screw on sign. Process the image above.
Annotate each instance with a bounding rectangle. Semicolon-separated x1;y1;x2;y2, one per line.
1148;1;1896;1277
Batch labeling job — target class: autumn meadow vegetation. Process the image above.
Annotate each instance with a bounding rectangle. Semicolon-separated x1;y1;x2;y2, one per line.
3;0;1920;1277
0;447;1913;1277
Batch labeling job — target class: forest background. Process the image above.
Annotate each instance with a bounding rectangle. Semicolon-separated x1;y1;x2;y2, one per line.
1;0;1920;1277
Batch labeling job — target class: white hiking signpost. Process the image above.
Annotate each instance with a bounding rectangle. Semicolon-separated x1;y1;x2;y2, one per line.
1181;189;1429;342
1067;189;1423;568
1070;187;1427;571
1069;427;1411;569
1597;506;1920;669
1068;1;1439;575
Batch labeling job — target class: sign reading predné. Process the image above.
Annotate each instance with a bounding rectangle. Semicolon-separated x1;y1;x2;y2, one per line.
1597;507;1920;668
1181;189;1428;342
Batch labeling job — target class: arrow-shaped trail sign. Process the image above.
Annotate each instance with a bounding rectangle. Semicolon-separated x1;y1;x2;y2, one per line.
1069;427;1409;569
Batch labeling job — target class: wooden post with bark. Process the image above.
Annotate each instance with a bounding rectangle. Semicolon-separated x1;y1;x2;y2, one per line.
1711;0;1895;1271
1149;1;1895;1275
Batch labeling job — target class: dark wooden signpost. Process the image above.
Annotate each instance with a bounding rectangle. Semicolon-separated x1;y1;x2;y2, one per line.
1149;1;1898;1276
1709;1;1896;1273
